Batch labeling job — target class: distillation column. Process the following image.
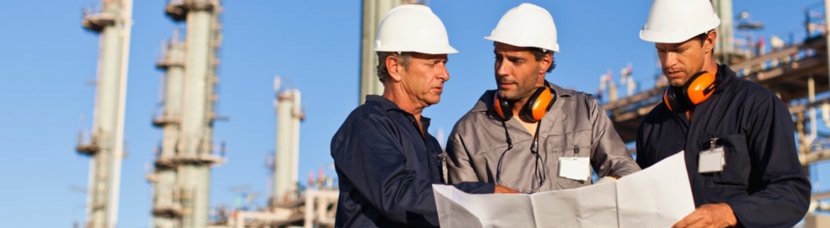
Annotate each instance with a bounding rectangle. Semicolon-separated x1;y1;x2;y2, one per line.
163;0;223;227
272;88;304;205
76;0;133;227
711;0;735;63
149;32;186;228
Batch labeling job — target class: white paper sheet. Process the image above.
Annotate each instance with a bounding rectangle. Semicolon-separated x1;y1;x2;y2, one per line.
434;152;694;228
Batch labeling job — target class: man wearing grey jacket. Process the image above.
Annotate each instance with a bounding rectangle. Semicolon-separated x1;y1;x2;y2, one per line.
446;3;639;193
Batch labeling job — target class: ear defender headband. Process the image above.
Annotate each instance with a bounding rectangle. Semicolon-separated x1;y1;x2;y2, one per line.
493;82;556;122
663;71;716;113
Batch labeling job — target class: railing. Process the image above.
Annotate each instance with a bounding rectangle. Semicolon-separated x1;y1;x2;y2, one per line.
81;4;116;32
76;129;100;155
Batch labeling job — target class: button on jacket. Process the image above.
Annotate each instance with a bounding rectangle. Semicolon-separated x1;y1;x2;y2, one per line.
446;84;640;193
636;64;811;228
331;95;493;228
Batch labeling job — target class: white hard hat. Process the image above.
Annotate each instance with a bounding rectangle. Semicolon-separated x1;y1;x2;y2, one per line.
485;3;559;52
375;4;457;54
639;0;721;43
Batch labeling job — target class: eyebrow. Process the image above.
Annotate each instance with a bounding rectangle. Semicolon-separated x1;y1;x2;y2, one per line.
494;51;524;58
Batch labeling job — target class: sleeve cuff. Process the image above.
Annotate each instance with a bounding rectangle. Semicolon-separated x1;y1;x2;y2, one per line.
452;182;495;194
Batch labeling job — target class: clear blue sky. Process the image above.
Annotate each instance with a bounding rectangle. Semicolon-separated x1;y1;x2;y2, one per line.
1;0;828;227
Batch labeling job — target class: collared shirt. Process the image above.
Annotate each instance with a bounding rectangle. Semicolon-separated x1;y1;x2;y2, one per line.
636;64;811;227
331;95;493;228
446;84;640;193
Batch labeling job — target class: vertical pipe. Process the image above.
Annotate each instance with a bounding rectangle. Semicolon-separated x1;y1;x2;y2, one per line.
609;74;618;102
805;76;816;181
291;90;302;197
304;190;314;228
804;77;817;148
825;0;830;86
810;76;817;140
109;1;132;226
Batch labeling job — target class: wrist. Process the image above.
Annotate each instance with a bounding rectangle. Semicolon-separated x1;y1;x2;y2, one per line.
718;203;738;226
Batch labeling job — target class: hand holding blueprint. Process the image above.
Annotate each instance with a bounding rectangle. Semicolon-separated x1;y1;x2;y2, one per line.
433;152;694;227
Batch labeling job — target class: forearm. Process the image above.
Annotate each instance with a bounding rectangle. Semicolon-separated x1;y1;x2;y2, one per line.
727;177;810;227
591;98;641;177
592;130;640;177
729;99;812;227
452;182;495;194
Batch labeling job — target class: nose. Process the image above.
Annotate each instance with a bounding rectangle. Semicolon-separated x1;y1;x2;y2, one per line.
496;58;509;76
662;52;678;69
437;62;450;82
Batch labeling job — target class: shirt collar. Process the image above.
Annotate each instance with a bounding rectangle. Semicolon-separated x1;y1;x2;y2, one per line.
714;64;736;93
365;95;399;111
364;95;432;128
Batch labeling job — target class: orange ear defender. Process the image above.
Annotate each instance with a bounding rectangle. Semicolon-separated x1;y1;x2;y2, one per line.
493;82;556;122
663;71;716;113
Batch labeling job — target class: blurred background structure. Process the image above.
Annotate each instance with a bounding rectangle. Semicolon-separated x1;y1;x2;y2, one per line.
76;0;132;227
3;0;830;227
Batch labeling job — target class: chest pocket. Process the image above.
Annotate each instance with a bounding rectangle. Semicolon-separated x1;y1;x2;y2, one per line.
546;129;593;189
704;133;751;186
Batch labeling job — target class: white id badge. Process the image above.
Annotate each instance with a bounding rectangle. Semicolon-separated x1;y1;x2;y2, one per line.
698;147;725;173
559;157;590;181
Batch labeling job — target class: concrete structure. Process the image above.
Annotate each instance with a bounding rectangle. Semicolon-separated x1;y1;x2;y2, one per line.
76;0;133;227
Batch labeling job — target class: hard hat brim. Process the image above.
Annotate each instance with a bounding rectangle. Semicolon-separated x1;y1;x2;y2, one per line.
639;20;719;44
375;45;458;55
373;4;458;55
484;36;559;53
640;0;721;44
639;30;701;44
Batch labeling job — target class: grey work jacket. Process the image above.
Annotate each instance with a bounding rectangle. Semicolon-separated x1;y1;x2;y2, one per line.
446;84;640;193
